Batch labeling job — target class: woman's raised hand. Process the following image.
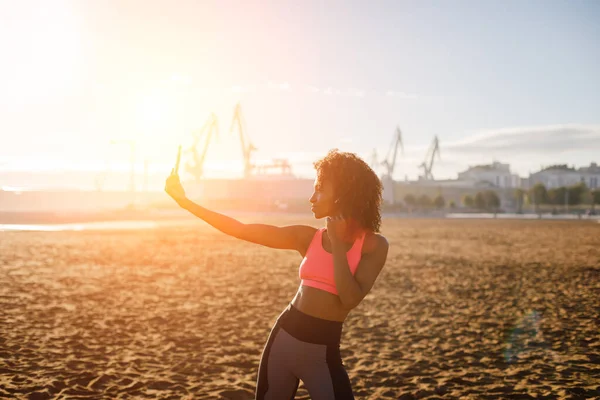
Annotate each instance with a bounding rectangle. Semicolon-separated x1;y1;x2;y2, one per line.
165;146;187;203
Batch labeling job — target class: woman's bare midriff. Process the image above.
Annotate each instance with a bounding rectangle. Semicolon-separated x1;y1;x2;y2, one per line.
290;227;367;322
290;285;350;322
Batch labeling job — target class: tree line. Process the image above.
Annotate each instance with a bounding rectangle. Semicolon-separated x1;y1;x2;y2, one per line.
403;190;501;211
461;190;501;211
401;183;600;213
523;182;600;211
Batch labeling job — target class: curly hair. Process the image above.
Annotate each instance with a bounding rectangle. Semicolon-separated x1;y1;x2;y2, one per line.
313;149;382;233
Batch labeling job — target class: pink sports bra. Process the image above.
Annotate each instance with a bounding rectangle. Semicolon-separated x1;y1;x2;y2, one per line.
299;227;366;295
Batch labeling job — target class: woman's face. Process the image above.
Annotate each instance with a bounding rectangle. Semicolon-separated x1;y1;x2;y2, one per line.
309;178;337;219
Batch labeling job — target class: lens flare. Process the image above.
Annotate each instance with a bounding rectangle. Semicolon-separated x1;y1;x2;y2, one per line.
504;309;543;363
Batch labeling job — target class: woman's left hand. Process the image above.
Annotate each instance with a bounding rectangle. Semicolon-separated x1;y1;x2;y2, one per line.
326;215;347;248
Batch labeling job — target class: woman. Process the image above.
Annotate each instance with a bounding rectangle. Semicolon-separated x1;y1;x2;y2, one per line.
165;149;389;400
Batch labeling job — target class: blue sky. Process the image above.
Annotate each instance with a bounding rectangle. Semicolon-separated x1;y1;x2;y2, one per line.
1;0;599;190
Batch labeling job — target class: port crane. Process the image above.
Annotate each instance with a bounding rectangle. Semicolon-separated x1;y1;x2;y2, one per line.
229;103;257;178
184;113;219;182
381;126;404;180
418;136;440;180
378;126;404;205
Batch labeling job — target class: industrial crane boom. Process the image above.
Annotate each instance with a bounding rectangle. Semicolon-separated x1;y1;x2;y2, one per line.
419;136;440;180
229;103;257;177
198;114;219;176
185;113;219;182
381;126;403;178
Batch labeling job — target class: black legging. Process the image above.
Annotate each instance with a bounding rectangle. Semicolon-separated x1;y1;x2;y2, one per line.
255;303;355;399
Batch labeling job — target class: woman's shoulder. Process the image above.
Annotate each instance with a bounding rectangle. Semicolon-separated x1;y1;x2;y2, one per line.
362;231;389;255
295;225;320;256
293;225;319;242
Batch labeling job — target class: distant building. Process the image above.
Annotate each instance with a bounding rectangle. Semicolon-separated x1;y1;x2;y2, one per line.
457;161;520;188
528;163;600;189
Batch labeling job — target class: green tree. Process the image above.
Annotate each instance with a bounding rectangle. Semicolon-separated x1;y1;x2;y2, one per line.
483;190;501;211
462;194;474;208
513;188;526;213
591;190;600;209
547;187;567;206
529;183;548;211
433;194;446;209
473;190;500;211
474;192;486;210
567;182;588;206
449;200;456;209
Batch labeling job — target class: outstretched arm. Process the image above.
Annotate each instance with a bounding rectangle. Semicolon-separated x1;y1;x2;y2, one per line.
177;197;314;253
165;168;314;254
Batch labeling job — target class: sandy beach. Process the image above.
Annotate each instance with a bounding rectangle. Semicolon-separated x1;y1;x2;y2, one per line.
1;218;599;399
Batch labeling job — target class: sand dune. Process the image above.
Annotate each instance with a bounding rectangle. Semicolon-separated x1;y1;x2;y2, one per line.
1;219;599;399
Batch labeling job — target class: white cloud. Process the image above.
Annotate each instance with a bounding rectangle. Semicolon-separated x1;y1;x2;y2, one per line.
446;124;600;154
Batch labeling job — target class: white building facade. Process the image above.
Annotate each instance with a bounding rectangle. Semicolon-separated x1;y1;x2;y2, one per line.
528;163;600;189
457;161;521;188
